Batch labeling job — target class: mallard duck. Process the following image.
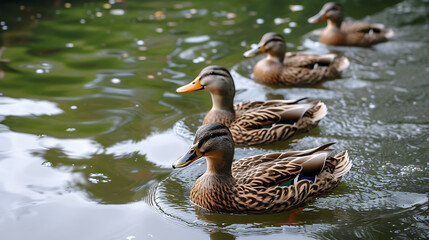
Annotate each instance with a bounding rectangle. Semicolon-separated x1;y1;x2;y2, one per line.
308;2;394;47
243;32;349;86
172;123;352;214
176;65;327;146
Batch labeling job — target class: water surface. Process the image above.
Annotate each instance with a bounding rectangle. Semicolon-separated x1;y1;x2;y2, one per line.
0;0;428;239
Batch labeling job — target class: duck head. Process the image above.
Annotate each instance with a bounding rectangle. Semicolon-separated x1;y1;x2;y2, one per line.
176;65;235;111
243;32;286;61
308;2;344;27
172;123;234;175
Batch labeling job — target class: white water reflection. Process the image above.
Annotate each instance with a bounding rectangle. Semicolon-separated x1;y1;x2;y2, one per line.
0;97;63;116
0;131;74;199
106;129;189;167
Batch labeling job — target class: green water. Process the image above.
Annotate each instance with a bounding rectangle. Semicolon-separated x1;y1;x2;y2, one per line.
0;0;428;239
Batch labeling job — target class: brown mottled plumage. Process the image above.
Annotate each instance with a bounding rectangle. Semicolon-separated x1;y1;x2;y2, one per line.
308;2;394;47
243;32;349;86
172;123;352;214
176;66;327;146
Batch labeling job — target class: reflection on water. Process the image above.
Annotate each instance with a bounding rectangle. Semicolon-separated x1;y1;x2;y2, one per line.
0;0;428;239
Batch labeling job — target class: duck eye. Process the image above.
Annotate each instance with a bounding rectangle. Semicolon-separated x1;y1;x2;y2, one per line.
189;149;195;154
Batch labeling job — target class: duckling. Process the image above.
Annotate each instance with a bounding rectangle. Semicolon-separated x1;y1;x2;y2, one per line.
243;32;349;86
176;65;327;146
172;122;352;214
308;2;394;47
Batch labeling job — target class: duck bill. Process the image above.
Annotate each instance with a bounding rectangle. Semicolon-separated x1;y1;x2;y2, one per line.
176;76;204;93
243;45;265;58
308;12;326;23
172;143;204;169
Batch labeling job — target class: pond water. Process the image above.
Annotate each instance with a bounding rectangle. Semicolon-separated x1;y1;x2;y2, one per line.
0;0;428;239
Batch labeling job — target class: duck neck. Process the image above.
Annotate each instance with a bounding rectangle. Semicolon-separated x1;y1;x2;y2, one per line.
327;18;342;29
210;92;235;113
267;53;284;64
205;151;234;177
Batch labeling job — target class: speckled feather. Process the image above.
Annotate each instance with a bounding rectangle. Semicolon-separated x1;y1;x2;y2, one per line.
245;32;349;86
204;100;325;146
178;66;327;146
309;2;393;47
339;22;391;47
190;144;351;214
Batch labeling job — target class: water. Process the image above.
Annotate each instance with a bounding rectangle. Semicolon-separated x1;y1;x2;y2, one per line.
0;0;428;239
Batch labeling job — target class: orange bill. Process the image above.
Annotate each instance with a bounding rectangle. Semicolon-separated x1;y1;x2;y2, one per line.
176;77;203;93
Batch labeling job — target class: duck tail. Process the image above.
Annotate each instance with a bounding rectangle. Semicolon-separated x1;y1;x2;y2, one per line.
332;150;352;179
309;101;327;123
335;57;350;72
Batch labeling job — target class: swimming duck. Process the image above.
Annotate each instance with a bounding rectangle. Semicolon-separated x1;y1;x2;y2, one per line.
308;2;394;47
176;65;327;146
172;122;352;214
243;32;349;86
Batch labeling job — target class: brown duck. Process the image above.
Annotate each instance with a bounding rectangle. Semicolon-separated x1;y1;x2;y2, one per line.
176;66;327;146
243;32;349;86
172;123;352;214
308;2;394;47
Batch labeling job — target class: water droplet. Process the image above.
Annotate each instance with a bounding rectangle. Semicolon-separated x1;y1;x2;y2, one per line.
184;35;209;43
95;12;103;17
0;21;5;26
136;40;145;45
110;9;125;16
80;19;86;24
192;56;205;63
66;128;76;132
274;18;290;25
70;105;78;110
283;28;292;34
35;69;44;74
289;5;304;12
111;78;121;84
256;18;264;24
2;26;8;31
369;103;376;109
289;22;297;27
155;28;163;33
65;43;74;48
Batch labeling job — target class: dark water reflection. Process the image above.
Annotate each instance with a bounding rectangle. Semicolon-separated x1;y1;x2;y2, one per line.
0;0;428;239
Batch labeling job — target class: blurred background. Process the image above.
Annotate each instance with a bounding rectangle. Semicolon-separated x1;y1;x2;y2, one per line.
0;0;428;239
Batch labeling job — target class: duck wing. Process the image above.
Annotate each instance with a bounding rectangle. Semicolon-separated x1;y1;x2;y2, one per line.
284;52;337;67
230;101;327;145
233;98;306;117
341;21;385;34
235;150;332;187
232;142;336;175
341;21;394;47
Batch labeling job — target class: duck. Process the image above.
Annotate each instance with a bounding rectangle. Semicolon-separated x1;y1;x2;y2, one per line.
176;65;327;146
172;122;352;214
243;32;349;86
308;2;394;47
